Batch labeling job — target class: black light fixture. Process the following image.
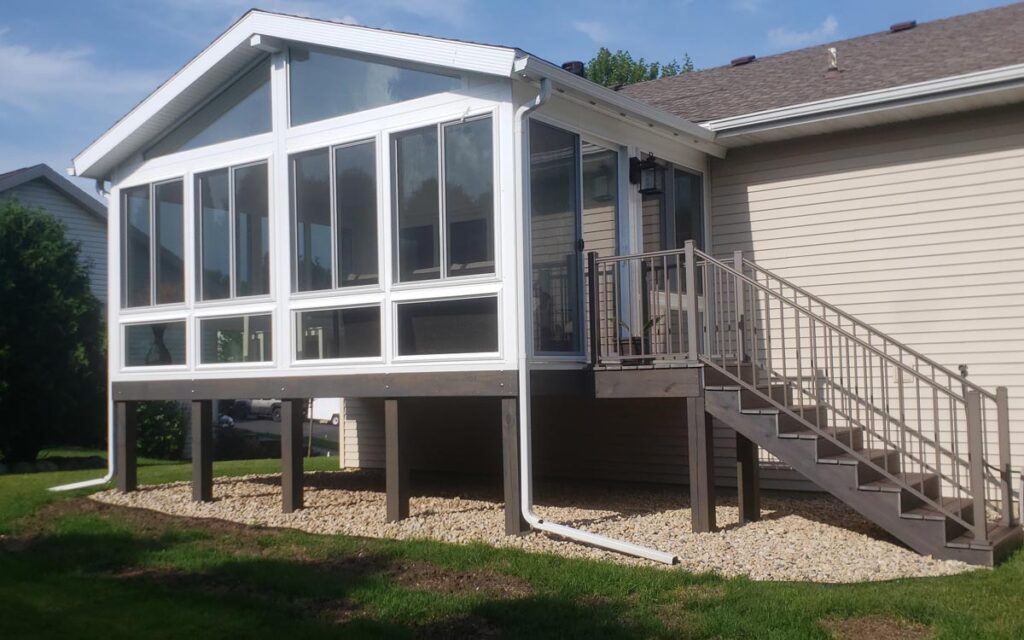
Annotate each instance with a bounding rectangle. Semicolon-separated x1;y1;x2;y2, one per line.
629;153;663;195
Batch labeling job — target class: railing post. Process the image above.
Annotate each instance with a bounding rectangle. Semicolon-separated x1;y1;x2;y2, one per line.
733;250;745;364
684;241;699;361
587;251;600;366
997;387;1015;526
966;390;989;542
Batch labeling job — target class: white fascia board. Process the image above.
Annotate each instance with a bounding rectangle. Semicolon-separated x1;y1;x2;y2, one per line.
72;10;519;179
705;62;1024;137
514;56;726;159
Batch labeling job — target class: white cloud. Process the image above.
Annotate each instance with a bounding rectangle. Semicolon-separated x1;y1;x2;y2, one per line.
572;20;611;44
767;15;838;48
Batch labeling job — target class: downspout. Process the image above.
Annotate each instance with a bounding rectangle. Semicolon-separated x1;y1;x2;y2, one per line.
513;77;677;565
50;177;114;492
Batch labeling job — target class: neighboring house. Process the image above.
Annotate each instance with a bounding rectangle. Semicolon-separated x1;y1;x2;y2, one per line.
0;164;108;305
73;6;1022;566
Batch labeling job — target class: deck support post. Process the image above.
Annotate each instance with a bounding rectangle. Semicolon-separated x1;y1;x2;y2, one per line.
736;432;761;524
191;400;213;502
687;395;716;532
385;398;409;522
501;397;527;535
281;399;304;513
114;401;137;493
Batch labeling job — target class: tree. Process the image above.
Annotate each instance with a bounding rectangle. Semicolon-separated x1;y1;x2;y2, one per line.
0;199;105;463
585;48;694;88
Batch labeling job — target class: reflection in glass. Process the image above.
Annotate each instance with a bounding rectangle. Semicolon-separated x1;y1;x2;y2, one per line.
125;322;186;366
292;150;333;291
121;186;151;308
200;314;272;363
147;58;271;158
394;126;440;282
529;120;580;353
674;169;704;251
335;142;378;287
154;181;184;304
197;169;231;300
444;117;493;276
289;47;461;126
296;307;381;359
234;164;270;297
397;297;498;356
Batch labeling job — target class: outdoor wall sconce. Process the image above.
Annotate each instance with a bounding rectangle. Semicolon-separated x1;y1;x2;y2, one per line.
629;153;663;195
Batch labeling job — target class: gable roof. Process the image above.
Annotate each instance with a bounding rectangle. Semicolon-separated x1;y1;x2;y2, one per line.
72;10;721;179
620;2;1024;123
0;164;106;220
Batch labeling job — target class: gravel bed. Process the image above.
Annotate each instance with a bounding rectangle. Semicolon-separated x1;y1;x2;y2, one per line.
90;470;982;583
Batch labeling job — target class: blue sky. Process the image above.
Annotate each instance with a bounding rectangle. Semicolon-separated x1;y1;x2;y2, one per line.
0;0;1012;194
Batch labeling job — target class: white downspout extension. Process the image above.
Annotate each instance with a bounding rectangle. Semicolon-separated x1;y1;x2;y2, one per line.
513;77;677;565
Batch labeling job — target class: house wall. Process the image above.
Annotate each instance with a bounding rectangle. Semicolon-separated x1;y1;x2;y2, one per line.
709;103;1024;484
2;179;107;304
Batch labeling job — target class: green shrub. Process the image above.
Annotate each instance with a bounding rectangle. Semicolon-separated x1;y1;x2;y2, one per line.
136;401;187;460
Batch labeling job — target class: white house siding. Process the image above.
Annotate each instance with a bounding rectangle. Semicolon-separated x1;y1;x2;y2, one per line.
709;104;1024;490
3;179;107;304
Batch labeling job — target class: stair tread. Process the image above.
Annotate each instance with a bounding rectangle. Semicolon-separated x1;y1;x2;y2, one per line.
902;497;974;521
818;448;895;466
947;522;1021;550
780;425;862;441
859;472;938;493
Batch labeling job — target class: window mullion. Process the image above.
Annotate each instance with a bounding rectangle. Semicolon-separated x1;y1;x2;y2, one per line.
438;122;447;280
330;145;339;290
229;167;237;299
149;184;157;306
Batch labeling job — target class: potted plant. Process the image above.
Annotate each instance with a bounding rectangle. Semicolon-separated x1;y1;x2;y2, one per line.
616;316;663;366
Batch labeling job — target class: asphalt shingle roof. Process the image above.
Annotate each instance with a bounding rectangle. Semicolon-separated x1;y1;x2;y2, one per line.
620;2;1024;122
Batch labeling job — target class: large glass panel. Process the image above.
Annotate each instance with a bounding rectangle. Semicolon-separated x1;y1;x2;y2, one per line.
234;163;270;297
397;297;498;356
296;307;381;359
674;169;704;251
289;47;461;126
125;321;186;367
335;142;378;287
199;314;272;363
121;186;151;308
444;117;494;276
153;181;184;304
147;59;271;158
394;126;440;282
197;169;231;300
292;150;333;291
529;121;580;353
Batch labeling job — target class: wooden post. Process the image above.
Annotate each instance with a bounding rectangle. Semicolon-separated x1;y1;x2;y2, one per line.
687;395;716;532
736;432;760;524
385;399;409;522
587;251;600;366
996;387;1015;526
501;397;527;535
191;400;213;502
281;399;304;513
115;401;137;493
966;391;988;543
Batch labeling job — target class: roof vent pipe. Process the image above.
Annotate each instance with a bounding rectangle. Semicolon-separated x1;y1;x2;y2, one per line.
561;60;585;77
828;47;839;72
889;20;917;33
730;55;756;67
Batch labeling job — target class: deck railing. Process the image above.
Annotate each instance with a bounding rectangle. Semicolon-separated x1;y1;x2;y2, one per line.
586;241;1017;542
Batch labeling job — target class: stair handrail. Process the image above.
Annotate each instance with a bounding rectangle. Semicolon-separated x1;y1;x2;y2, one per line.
740;257;996;403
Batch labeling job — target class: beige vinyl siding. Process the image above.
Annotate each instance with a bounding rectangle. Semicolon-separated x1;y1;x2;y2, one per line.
341;398;384;469
709;104;1024;486
2;179;107;304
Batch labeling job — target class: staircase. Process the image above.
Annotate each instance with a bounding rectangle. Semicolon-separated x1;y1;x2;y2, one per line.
586;242;1022;565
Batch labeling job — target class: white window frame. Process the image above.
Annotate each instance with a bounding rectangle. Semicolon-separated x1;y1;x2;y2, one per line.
121;317;189;370
194;310;277;370
120;177;187;311
291;302;385;366
391;292;503;363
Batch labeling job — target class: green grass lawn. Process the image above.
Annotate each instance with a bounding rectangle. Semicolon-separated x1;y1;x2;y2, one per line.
2;458;1024;639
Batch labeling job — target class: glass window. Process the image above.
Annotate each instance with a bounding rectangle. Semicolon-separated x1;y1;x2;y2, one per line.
154;181;184;305
444;118;494;276
673;169;704;251
199;314;272;364
335;142;378;287
147;58;271;159
125;322;186;367
234;163;270;297
529;120;581;354
196;168;231;300
397;297;498;356
394;125;440;282
121;186;151;308
296;306;381;359
289;46;461;126
291;149;333;292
